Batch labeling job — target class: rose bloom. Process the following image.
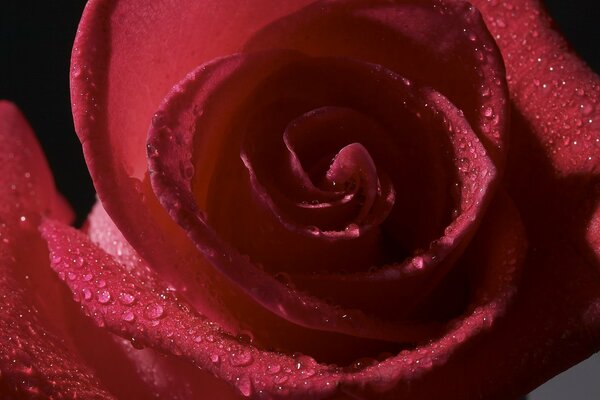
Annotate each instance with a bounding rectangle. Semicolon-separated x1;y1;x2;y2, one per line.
1;0;599;399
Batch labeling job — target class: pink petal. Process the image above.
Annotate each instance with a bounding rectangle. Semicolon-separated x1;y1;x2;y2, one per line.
245;0;508;167
41;199;525;399
70;0;317;322
41;218;343;399
149;50;484;344
0;101;113;398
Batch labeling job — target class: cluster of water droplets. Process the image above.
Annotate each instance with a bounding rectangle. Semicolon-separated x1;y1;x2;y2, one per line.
477;0;599;169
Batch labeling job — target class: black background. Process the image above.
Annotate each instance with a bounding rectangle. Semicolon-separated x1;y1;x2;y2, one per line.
1;0;599;222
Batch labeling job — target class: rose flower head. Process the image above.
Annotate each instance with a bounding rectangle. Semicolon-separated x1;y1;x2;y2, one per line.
0;0;599;399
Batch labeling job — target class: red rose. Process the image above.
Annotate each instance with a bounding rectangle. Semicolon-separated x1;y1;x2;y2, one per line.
1;0;599;399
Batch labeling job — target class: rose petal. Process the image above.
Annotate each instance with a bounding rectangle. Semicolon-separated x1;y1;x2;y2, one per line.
86;200;426;364
42;189;529;399
149;49;499;334
41;218;344;399
245;0;508;167
0;101;113;398
71;0;506;349
151;49;494;345
71;0;317;328
0;230;113;399
86;201;246;399
471;0;600;395
0;101;73;225
469;0;600;263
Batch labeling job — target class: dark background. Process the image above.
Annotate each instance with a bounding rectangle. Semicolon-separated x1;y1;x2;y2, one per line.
0;1;599;397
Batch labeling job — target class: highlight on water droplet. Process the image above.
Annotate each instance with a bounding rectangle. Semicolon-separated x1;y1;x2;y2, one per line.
122;310;135;322
82;287;93;301
97;289;111;304
119;291;136;305
144;303;165;320
229;350;254;367
235;376;253;397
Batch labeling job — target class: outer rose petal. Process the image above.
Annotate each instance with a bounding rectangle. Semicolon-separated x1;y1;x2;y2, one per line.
42;192;526;399
41;219;341;399
147;49;494;343
71;0;506;347
69;1;600;400
71;0;316;333
86;201;281;399
469;0;600;264
0;102;113;399
469;0;600;394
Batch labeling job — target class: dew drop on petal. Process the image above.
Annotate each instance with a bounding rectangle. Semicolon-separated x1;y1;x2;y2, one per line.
122;311;135;322
229;350;254;367
82;287;92;301
580;101;594;116
144;303;164;320
235;376;253;397
344;223;360;237
119;292;136;305
97;290;111;304
267;364;282;374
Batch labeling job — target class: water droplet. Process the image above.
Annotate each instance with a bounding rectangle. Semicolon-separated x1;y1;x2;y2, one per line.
144;303;164;320
194;335;203;343
146;143;159;158
122;311;135;322
274;272;293;287
344;223;360;237
210;354;220;364
453;331;466;343
236;330;254;344
152;112;167;128
83;273;93;281
413;256;425;269
96;279;106;288
580;102;594;116
180;161;195;180
230;350;254;367
130;337;144;350
235;376;253;397
306;225;321;235
119;292;136;305
481;86;491;97
483;106;494;118
97;290;111;304
82;288;92;301
267;364;281;374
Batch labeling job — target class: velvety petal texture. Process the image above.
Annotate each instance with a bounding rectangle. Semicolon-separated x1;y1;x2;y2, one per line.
0;102;113;399
35;0;599;398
